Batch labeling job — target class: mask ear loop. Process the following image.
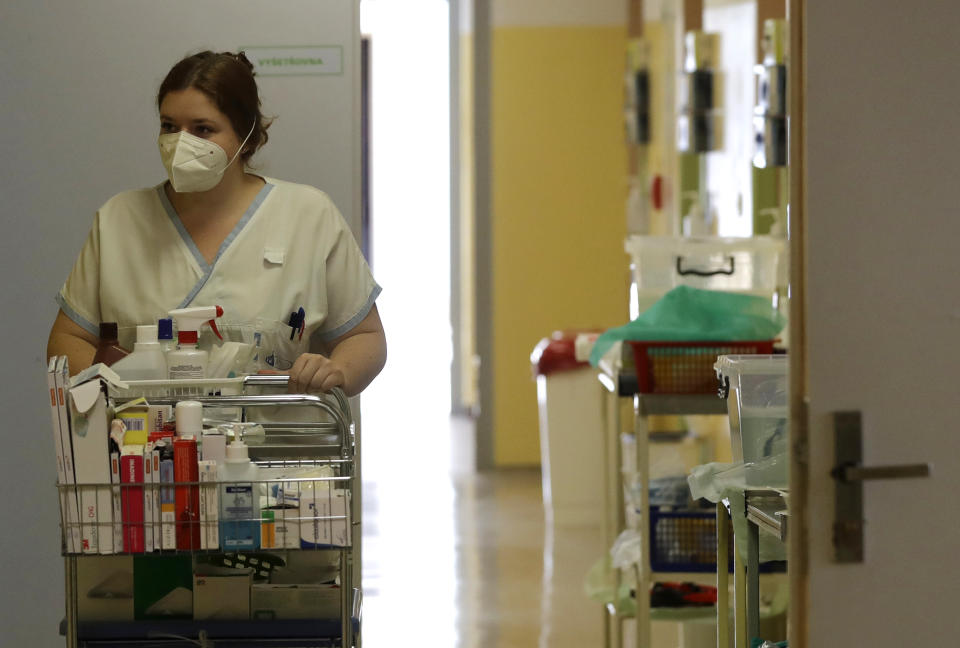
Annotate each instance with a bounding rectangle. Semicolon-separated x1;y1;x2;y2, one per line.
226;121;257;169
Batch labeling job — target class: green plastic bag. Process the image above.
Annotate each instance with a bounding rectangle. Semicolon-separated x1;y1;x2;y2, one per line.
590;286;786;366
584;555;636;616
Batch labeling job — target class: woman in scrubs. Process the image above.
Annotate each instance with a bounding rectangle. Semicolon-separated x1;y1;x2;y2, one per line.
46;51;386;396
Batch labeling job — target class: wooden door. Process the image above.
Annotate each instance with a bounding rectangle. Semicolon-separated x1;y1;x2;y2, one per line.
791;1;960;645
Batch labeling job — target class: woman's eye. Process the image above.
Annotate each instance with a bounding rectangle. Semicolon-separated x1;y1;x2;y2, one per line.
195;125;213;136
160;122;176;133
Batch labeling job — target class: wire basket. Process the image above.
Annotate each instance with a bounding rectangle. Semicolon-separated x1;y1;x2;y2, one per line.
650;506;731;573
629;340;776;394
58;462;353;557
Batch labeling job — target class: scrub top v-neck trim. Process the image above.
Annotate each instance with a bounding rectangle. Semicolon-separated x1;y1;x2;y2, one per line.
156;181;275;309
59;177;380;360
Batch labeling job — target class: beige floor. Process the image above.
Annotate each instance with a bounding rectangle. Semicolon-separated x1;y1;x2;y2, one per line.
360;410;607;648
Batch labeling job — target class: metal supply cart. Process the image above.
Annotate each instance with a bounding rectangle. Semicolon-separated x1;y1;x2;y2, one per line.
600;341;776;648
57;374;361;648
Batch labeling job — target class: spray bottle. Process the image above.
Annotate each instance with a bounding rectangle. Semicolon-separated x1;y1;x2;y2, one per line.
166;306;224;379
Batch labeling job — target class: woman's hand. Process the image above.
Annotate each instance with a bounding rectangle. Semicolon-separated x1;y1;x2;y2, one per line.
258;305;386;397
284;353;346;394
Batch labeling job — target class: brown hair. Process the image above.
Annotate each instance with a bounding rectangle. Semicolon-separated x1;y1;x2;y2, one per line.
157;51;272;163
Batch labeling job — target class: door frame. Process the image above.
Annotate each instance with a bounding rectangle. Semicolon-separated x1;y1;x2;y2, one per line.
787;0;807;645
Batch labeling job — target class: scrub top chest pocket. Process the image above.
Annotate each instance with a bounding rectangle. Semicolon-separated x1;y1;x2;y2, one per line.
257;246;310;370
257;316;311;372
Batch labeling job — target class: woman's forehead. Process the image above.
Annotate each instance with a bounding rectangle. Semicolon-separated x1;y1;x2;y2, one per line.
159;87;225;121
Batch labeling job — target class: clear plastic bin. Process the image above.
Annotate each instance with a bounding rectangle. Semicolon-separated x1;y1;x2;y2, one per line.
625;235;787;315
714;355;789;470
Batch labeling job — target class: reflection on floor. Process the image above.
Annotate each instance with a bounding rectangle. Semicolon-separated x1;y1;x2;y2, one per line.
361;415;605;647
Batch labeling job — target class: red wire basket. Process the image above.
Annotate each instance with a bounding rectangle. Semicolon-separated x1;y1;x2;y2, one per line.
628;340;776;394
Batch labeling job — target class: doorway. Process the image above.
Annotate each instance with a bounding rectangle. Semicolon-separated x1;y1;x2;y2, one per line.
358;1;460;644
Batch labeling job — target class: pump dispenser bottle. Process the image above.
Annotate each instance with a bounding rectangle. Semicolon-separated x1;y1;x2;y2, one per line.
111;325;167;380
166;306;224;379
93;322;129;367
219;438;260;550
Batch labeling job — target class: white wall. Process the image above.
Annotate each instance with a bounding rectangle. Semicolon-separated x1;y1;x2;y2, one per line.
0;2;357;644
704;0;756;237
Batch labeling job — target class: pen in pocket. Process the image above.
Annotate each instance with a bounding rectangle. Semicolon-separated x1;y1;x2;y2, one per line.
287;307;306;341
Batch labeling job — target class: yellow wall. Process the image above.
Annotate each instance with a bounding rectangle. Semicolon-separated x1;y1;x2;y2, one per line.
491;25;629;465
458;31;478;411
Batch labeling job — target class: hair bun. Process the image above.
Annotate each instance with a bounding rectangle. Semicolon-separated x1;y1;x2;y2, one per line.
232;51;256;74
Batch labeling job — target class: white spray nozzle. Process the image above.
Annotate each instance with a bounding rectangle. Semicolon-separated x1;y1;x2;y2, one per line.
169;305;224;341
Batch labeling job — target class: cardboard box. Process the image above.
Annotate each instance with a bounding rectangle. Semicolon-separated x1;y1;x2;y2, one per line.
48;357;82;553
109;452;124;551
69;365;128;554
198;460;219;550
159;452;176;550
133;555;192;620
193;567;253;620
149;445;161;552
261;506;300;549
114;406;148;446
300;488;351;548
77;556;134;622
251;584;340;620
115;401;172;445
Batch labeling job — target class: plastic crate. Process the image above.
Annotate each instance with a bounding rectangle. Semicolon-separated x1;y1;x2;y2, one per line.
629;340;776;394
714;355;789;473
625;235;787;316
650;506;731;573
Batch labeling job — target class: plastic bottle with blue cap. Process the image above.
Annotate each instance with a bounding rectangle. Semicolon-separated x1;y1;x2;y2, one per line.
157;318;175;354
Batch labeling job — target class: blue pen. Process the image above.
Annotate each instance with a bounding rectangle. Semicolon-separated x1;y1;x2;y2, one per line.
287;307;307;340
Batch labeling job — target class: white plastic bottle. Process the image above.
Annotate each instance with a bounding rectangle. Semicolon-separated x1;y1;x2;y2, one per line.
166;306;224;379
218;439;261;550
166;330;207;379
175;401;203;438
110;325;168;380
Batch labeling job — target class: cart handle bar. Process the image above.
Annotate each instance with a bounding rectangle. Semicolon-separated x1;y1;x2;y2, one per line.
148;392;350;438
242;375;352;423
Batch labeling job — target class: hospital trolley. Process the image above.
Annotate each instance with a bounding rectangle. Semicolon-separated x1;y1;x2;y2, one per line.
57;374;362;648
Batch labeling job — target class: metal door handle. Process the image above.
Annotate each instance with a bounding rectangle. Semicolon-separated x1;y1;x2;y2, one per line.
831;463;930;483
832;410;931;563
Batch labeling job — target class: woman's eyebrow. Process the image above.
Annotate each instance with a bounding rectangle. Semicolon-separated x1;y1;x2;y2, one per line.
158;114;217;124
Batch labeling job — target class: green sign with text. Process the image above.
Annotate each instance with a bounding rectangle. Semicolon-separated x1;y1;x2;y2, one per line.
241;46;343;77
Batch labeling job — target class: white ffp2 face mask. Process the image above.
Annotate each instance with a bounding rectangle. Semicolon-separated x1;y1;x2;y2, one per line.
158;122;255;193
